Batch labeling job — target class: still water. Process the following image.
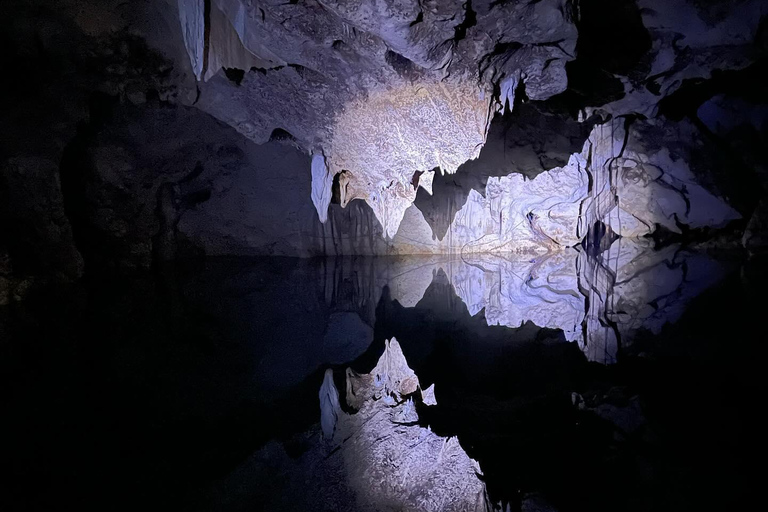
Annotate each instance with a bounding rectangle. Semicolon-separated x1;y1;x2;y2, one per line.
2;243;766;511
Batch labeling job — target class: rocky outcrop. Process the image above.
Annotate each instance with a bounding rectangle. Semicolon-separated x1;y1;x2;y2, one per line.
33;98;740;268
2;0;763;276
327;80;492;238
319;368;341;439
348;337;419;403
335;339;488;511
171;114;741;257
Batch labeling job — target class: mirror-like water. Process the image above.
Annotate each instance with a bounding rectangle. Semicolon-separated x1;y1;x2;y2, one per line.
2;246;765;511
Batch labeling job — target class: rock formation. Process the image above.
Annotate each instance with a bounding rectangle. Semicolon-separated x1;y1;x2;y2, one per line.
4;0;766;276
347;337;419;404
319;368;341;439
171;0;764;240
390;117;739;254
181;0;579;234
359;242;731;365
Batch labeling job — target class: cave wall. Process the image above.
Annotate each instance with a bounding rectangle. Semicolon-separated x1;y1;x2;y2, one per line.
1;0;197;298
1;0;768;292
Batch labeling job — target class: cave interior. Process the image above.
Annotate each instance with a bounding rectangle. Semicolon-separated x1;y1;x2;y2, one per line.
2;1;768;511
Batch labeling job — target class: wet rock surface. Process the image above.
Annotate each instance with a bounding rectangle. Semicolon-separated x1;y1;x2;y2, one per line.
188;0;579;232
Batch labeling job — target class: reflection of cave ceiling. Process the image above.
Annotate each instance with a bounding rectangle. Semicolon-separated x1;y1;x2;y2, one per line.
177;0;765;239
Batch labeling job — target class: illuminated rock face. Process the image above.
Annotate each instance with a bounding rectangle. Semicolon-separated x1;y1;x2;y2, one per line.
239;335;488;510
328;81;493;238
452;250;585;343
168;0;765;240
172;0;759;241
388;119;739;254
177;0;578;235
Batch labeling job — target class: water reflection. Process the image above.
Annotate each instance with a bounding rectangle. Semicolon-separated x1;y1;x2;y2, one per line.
1;246;748;511
273;239;728;366
176;240;728;413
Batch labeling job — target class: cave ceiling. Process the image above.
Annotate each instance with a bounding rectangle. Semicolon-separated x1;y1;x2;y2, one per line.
173;0;766;239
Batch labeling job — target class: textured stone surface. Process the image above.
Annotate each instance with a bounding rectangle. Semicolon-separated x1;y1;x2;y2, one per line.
186;0;578;234
452;250;584;342
171;0;764;238
173;116;741;257
387;118;739;254
46;100;742;265
2;0;764;281
328;80;492;237
310;152;333;224
365;337;419;401
319;368;341;439
176;0;204;79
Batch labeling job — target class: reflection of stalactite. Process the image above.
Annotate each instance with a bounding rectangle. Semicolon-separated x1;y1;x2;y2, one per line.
319;368;340;440
577;249;619;364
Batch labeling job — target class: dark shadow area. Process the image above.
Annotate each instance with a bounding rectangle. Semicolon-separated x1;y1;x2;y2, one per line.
269;127;297;142
222;67;245;86
657;59;768;122
574;0;651;77
0;256;385;511
656;58;768;215
541;0;651;113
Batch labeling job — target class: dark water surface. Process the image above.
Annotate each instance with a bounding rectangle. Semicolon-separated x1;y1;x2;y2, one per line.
2;249;766;511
